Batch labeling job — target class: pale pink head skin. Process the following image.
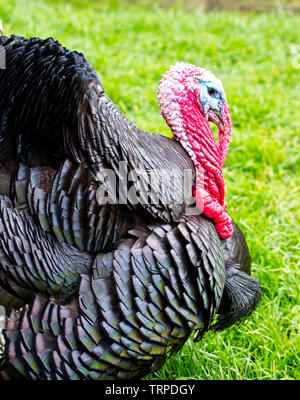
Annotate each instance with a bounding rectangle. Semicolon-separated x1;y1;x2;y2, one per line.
158;62;233;239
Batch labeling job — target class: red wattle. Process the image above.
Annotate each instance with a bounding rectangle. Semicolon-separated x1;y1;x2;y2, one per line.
181;94;233;239
193;183;233;239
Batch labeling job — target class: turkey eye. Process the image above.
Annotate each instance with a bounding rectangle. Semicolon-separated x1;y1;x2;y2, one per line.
208;88;217;97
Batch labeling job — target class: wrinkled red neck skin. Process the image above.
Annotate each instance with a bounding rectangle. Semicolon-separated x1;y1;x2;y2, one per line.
180;92;225;202
219;101;232;168
171;91;233;239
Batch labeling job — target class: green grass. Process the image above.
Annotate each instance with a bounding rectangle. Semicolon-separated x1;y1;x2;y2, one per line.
0;0;299;380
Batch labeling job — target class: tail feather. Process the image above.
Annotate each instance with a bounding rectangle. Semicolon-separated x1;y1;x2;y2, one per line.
213;270;262;331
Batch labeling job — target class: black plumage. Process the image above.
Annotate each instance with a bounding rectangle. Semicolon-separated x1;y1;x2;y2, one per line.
0;35;261;380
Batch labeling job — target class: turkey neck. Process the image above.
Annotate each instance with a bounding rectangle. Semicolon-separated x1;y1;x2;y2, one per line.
164;96;225;205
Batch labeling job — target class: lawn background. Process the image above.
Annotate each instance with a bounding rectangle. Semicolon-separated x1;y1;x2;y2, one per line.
0;0;299;380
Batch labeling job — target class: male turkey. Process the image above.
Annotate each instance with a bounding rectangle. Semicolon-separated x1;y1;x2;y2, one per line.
0;35;261;379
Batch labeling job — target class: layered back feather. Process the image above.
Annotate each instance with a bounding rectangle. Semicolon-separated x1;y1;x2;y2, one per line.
0;35;101;167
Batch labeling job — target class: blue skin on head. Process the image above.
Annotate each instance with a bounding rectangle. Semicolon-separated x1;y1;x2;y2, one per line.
198;80;224;115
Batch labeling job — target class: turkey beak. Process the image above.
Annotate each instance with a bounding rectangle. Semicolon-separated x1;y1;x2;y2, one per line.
209;109;224;132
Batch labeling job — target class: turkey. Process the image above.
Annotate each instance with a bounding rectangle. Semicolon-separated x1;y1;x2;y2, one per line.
0;35;262;380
